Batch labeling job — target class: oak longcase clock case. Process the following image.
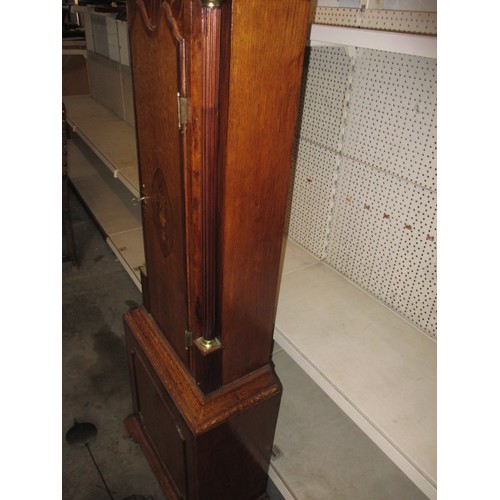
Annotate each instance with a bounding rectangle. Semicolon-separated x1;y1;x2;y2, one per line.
123;0;311;497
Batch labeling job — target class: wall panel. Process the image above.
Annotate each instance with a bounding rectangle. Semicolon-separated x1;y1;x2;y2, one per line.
287;45;437;338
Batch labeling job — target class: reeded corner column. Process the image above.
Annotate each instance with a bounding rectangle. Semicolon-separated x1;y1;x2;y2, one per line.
192;0;224;393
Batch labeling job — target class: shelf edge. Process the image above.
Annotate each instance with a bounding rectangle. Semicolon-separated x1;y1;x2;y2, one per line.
273;330;437;500
309;24;437;58
268;466;296;500
106;237;142;291
65;102;141;199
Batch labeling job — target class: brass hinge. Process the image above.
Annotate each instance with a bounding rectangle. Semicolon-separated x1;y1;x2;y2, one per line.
177;93;188;129
184;330;193;350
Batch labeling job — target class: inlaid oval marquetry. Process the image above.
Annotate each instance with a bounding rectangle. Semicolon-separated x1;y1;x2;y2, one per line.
152;168;174;257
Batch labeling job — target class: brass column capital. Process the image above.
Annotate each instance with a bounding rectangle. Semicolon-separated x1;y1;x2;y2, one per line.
201;0;221;8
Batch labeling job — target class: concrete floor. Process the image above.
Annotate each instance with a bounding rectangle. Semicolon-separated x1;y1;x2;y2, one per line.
62;189;164;500
62;190;284;500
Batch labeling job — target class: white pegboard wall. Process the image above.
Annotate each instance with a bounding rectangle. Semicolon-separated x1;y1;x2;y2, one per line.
344;49;436;191
312;6;437;34
426;296;437;339
288;45;437;338
298;47;352;151
313;7;359;28
327;157;383;287
360;9;437;34
287;142;339;259
325;158;437;337
286;46;351;258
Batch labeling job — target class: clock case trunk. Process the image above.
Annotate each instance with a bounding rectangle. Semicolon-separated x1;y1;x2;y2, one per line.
123;0;311;498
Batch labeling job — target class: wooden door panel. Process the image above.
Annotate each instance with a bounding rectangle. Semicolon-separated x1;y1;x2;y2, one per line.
133;349;188;499
129;2;189;365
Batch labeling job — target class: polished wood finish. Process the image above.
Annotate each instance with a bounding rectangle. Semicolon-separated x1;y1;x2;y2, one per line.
216;0;311;384
129;0;310;387
124;306;281;499
200;5;221;344
125;0;311;496
190;3;225;393
128;0;190;366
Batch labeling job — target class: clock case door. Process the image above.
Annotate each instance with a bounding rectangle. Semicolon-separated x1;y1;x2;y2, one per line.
129;0;191;368
129;0;233;393
129;0;312;394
